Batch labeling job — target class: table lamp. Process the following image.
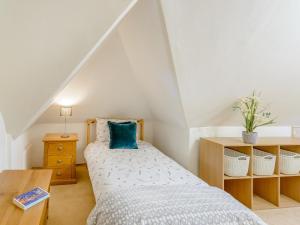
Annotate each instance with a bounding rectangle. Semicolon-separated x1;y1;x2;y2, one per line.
60;106;72;138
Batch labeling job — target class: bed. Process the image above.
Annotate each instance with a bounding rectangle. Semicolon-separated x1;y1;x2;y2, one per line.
84;118;266;225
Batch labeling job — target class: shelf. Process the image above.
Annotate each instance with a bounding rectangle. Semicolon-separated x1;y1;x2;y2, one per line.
224;178;252;208
253;174;279;179
200;138;300;210
252;193;300;210
253;195;277;210
224;175;252;180
280;194;300;208
280;176;300;206
280;173;300;177
224;175;279;180
253;177;279;209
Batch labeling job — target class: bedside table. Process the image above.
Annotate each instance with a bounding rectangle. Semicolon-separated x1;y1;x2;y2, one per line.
43;133;78;185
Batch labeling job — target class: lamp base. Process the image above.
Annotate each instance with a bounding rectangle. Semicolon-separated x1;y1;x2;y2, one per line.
61;134;70;138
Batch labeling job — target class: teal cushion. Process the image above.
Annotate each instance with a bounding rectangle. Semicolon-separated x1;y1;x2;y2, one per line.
108;121;138;149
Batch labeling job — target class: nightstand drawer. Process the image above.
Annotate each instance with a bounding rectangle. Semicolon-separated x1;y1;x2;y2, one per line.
44;133;78;185
47;142;75;155
51;167;72;180
48;155;72;167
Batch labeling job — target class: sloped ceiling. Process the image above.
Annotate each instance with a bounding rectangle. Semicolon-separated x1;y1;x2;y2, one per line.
0;0;136;136
38;0;187;129
4;0;300;137
37;30;152;123
160;0;300;127
118;0;187;128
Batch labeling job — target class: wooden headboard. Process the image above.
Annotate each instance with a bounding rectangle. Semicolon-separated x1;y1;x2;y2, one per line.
86;118;144;145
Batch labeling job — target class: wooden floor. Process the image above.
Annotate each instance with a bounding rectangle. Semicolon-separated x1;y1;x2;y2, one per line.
47;165;300;225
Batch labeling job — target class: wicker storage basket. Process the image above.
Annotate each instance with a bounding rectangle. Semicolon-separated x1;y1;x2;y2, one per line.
253;149;276;176
280;150;300;175
224;148;250;177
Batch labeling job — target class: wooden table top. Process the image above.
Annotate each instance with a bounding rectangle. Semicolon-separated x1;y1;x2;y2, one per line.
43;133;78;142
202;137;300;146
0;169;52;225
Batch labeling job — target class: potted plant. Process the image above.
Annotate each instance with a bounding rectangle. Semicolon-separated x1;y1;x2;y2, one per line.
233;91;275;144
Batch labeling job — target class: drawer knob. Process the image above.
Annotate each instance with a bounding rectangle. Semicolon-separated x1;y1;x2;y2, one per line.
56;171;62;176
57;159;63;164
57;146;63;151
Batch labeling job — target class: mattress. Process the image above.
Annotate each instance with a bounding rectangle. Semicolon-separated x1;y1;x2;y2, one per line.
84;141;266;225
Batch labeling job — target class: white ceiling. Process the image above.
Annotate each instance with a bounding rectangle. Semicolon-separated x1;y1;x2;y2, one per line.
38;0;187;129
0;0;136;136
117;0;187;127
37;31;152;123
2;0;300;136
161;0;300;127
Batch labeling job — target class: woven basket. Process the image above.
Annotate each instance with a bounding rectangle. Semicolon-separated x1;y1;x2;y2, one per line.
224;148;250;177
253;149;276;176
280;150;300;175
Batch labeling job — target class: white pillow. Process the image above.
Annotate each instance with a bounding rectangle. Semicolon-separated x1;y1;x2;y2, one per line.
96;118;139;142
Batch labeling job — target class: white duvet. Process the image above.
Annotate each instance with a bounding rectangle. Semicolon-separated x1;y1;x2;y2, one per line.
84;141;205;199
84;141;266;225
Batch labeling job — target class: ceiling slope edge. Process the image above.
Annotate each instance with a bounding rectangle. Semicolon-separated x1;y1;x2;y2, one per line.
157;0;189;128
117;0;188;128
19;0;139;138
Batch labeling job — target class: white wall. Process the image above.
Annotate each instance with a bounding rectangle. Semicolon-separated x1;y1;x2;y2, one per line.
0;112;31;170
153;121;189;169
10;132;31;169
0;112;7;170
160;0;300;128
0;0;136;136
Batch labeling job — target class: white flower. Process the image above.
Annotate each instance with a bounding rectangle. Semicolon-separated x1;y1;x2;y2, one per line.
232;91;275;132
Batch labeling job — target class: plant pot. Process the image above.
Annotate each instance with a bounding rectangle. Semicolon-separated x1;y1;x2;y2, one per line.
242;131;258;144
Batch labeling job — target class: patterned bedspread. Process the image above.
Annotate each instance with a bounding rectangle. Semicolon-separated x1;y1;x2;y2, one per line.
85;141;267;225
87;185;265;225
84;141;206;199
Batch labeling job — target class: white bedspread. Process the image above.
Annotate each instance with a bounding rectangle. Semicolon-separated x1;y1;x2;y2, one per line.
84;141;266;225
84;141;205;199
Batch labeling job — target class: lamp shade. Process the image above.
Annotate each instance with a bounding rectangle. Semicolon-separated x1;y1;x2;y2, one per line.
60;106;72;117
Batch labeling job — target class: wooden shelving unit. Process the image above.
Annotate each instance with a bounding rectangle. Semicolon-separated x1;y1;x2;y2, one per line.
199;137;300;210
